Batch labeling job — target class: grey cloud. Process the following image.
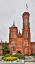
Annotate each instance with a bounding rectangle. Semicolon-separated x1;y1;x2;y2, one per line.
0;0;35;42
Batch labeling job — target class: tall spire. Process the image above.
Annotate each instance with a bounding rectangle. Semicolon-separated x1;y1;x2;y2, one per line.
12;21;16;27
1;39;2;43
13;21;15;26
19;30;20;33
26;4;28;10
19;30;21;34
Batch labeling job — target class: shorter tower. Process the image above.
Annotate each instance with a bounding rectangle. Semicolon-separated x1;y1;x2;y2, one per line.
9;21;18;54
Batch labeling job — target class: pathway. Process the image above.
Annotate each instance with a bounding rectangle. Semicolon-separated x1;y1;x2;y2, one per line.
25;56;35;62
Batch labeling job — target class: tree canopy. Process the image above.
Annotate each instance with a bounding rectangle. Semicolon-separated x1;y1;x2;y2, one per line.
2;42;9;55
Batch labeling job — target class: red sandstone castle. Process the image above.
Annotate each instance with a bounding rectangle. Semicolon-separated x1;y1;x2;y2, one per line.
0;11;35;56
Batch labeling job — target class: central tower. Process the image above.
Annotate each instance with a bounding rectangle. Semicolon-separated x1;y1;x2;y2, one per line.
22;12;31;55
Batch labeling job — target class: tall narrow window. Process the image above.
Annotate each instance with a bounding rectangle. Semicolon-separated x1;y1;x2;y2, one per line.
11;32;12;38
24;31;28;38
0;46;2;49
24;19;28;26
13;46;16;51
26;32;28;38
14;32;17;38
33;45;35;49
24;40;28;46
18;40;21;43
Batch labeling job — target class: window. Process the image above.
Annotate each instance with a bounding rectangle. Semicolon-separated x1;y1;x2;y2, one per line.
24;19;29;26
13;46;16;51
33;45;35;49
24;32;26;38
11;32;12;38
24;19;28;26
24;40;28;46
14;32;17;38
0;46;2;49
17;46;22;48
0;51;2;54
18;40;21;43
24;31;28;38
11;32;17;38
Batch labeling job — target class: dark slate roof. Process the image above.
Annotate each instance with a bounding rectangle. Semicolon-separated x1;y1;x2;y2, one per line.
12;22;16;27
22;12;30;17
10;21;17;28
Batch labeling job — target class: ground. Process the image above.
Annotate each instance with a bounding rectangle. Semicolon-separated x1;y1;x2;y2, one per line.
0;56;35;62
25;56;35;62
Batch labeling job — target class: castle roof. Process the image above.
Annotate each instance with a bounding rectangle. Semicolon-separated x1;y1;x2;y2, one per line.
17;30;22;37
9;21;18;29
22;12;30;17
12;21;16;27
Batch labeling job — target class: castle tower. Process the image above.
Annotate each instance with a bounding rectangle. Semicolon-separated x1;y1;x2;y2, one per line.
22;12;31;55
9;21;18;54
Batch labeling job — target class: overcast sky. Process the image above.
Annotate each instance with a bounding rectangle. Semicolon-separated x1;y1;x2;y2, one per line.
0;0;35;42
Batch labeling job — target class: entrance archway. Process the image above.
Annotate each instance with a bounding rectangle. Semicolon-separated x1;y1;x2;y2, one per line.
17;51;21;54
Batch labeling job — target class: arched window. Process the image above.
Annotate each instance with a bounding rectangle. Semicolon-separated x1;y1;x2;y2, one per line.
18;40;21;43
14;32;17;38
11;32;12;38
13;46;16;51
24;40;28;46
24;31;28;38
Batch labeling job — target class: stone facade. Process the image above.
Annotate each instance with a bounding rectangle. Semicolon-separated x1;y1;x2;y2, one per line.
0;43;2;56
0;12;35;56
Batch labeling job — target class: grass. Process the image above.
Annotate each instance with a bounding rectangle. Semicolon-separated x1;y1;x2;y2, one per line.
32;56;35;59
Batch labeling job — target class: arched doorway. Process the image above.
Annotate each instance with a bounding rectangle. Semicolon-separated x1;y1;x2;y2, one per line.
17;51;21;54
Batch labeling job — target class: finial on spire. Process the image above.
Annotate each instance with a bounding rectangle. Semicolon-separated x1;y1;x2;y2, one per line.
1;39;2;43
13;21;15;26
19;30;21;34
26;4;28;10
